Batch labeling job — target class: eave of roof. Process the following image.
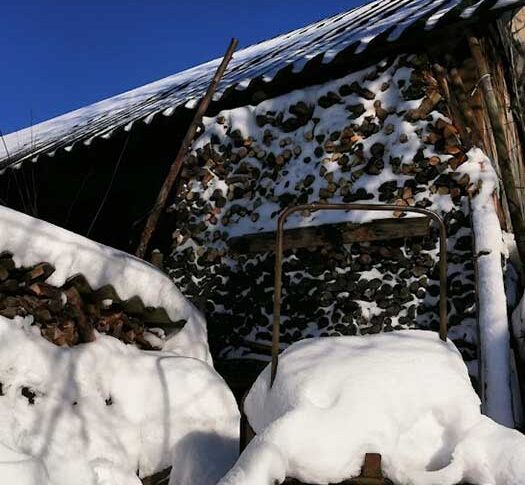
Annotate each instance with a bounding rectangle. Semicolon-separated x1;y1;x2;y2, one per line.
1;0;523;169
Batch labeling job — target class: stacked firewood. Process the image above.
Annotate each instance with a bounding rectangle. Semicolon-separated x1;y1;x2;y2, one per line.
166;54;478;362
0;252;183;349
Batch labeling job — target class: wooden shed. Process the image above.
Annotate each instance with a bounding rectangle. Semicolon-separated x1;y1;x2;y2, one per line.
2;0;525;426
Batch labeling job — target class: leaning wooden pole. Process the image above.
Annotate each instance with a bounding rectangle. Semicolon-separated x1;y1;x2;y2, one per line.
136;38;238;259
468;35;525;265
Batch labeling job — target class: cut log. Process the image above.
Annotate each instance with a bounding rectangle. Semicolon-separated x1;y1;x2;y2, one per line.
406;91;442;121
65;274;93;295
23;263;55;284
122;295;145;315
142;307;173;326
93;285;121;303
28;282;62;299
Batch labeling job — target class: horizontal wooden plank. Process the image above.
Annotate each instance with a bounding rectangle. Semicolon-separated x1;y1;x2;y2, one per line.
228;217;431;254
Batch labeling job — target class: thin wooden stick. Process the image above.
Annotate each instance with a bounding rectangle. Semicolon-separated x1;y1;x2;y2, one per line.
135;38;238;259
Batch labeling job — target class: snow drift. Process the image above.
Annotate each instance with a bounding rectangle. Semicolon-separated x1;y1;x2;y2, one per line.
0;204;210;363
220;330;525;485
0;316;239;485
0;205;241;483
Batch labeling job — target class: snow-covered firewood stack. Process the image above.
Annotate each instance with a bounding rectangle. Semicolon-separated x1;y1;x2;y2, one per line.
0;204;211;363
0;205;240;485
0;251;183;349
167;54;482;373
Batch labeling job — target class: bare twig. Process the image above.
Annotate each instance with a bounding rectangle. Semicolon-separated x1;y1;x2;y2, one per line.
65;164;94;226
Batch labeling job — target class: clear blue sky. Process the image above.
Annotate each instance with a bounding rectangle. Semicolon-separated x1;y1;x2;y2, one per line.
1;0;367;135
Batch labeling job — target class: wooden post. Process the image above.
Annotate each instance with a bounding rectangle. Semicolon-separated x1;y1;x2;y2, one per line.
135;38;238;259
468;35;525;265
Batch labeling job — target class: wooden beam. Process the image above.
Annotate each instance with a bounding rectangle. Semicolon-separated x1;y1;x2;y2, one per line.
229;217;431;254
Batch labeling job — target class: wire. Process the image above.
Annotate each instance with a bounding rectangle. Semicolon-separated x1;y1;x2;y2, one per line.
86;132;131;237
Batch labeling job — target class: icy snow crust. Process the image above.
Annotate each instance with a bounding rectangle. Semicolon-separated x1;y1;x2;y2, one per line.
221;331;525;485
0;204;210;363
2;0;522;166
0;316;240;485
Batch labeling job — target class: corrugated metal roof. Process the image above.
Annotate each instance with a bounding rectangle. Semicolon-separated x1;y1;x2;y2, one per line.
1;0;523;169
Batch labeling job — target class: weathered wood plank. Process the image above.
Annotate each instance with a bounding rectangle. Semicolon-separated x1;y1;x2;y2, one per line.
229;217;431;254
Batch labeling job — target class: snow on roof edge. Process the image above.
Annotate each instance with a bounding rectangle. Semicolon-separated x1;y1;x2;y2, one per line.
1;0;523;169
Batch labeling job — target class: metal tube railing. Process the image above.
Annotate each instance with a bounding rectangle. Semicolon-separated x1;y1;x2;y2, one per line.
270;203;448;386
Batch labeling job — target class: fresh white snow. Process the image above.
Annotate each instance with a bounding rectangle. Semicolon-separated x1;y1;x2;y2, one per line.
220;330;525;485
455;148;514;427
0;442;49;485
0;316;239;485
0;204;211;364
0;205;244;484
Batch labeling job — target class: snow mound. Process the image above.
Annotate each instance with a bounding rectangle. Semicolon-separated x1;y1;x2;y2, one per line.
0;205;210;363
220;330;525;485
0;316;239;485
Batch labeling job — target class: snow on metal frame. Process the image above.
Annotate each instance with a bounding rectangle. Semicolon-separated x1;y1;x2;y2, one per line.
1;0;523;168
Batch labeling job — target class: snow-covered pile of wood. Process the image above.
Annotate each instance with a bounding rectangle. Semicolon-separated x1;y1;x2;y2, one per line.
0;204;210;363
0;316;239;485
167;54;481;372
0;205;240;485
0;251;183;349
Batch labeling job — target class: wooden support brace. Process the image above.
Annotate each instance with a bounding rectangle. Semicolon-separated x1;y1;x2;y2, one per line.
229;217;431;254
135;38;238;260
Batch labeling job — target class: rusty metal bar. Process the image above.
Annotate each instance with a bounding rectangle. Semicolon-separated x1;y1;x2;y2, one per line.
136;38;238;259
270;203;448;386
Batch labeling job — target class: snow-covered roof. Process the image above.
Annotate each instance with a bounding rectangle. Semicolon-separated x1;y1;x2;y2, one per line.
1;0;523;168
